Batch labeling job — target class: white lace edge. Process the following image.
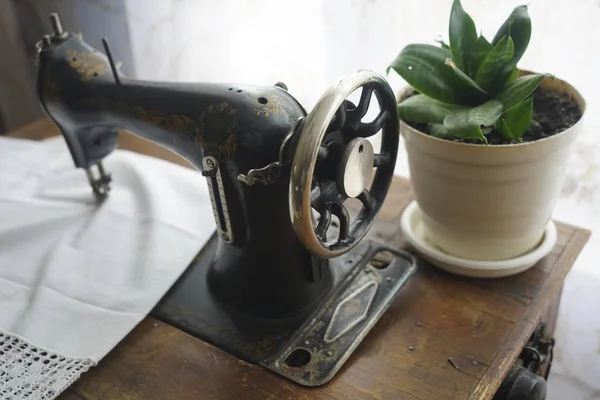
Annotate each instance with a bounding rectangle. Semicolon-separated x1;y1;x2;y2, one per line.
0;329;97;400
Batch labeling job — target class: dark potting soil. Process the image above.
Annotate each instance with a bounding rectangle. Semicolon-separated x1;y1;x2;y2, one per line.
407;87;583;145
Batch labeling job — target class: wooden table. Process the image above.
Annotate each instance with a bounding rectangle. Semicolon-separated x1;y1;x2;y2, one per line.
7;119;591;400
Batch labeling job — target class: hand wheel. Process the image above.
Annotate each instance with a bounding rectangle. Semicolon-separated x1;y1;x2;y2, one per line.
289;69;399;258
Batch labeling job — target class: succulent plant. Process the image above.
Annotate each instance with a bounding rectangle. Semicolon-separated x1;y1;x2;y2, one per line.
388;0;552;143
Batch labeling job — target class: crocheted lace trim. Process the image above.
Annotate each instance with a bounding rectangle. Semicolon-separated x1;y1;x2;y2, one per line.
0;330;96;399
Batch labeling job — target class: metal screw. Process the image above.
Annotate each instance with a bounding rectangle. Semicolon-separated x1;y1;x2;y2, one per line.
408;345;415;351
448;358;459;370
49;13;64;37
385;277;393;283
206;158;216;169
326;351;333;357
471;360;478;366
222;233;230;242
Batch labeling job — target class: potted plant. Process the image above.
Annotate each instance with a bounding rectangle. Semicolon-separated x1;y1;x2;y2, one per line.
387;0;585;272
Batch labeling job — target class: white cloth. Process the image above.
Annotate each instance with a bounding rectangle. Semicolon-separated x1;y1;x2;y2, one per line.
0;136;216;399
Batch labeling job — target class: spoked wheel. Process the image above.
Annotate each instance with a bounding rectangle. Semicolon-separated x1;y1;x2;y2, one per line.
289;70;399;258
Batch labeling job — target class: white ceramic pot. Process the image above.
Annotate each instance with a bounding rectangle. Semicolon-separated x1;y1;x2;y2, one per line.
399;72;586;261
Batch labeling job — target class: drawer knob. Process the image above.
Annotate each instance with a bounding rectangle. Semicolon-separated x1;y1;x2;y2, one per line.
495;365;547;400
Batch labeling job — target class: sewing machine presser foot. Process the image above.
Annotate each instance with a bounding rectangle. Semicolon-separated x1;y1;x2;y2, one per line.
85;162;112;200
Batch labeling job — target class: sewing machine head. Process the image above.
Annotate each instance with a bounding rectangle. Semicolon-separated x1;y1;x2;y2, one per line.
36;14;415;386
36;13;399;259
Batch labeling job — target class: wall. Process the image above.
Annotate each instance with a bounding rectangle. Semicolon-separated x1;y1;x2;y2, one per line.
0;0;135;133
0;0;42;133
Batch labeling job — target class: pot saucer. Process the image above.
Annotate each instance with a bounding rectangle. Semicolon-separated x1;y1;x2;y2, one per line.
400;201;557;278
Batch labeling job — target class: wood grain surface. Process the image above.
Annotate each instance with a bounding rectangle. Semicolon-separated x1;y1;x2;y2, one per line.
7;119;591;400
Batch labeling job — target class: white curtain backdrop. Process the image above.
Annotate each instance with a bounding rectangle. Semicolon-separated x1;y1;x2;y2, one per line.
121;1;600;397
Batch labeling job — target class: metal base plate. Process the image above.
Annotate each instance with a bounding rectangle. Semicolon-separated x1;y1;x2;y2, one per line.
151;236;415;386
261;245;415;386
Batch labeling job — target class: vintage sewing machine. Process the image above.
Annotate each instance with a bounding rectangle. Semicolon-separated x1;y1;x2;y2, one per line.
35;14;416;386
26;12;565;399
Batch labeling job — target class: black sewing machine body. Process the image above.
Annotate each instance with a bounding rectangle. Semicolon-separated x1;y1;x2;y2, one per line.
37;30;331;317
36;15;416;387
37;32;307;170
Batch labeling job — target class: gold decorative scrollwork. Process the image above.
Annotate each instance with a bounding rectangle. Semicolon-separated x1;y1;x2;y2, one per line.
196;102;238;161
255;94;282;116
130;102;239;161
66;49;107;81
133;107;196;133
217;133;238;161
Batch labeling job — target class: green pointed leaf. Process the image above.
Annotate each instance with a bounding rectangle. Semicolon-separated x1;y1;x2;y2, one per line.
387;44;487;105
482;126;494;135
471;36;493;75
507;67;519;82
445;58;488;96
475;35;514;93
428;123;492;143
495;118;513;139
449;0;478;75
398;94;465;124
428;123;453;138
492;5;531;66
491;6;532;96
443;99;503;141
496;73;553;110
496;98;533;139
435;37;450;49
